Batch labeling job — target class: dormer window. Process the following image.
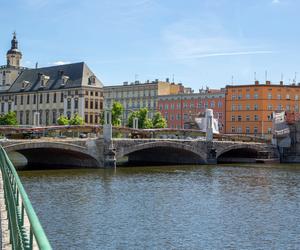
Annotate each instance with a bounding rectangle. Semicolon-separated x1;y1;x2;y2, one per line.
62;75;69;85
21;80;30;90
38;73;50;88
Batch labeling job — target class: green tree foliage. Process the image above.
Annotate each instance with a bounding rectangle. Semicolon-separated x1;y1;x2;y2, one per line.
69;114;84;125
0;111;18;125
56;115;69;125
111;102;123;126
152;112;167;128
127;108;153;129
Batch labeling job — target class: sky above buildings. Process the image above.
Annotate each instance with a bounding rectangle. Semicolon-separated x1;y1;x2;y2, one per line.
0;0;299;90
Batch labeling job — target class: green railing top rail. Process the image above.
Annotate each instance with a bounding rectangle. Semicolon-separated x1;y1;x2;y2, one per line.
0;146;52;249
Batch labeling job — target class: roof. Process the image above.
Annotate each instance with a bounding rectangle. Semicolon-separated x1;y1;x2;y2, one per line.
7;62;103;93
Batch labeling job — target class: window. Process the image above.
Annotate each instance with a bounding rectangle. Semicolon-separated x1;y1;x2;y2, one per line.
268;114;272;121
90;114;93;123
295;95;299;100
286;94;290;100
165;104;169;110
21;96;23;105
267;127;272;134
246;127;250;134
27;95;30;105
95;100;98;109
231;126;236;133
277;104;282;110
246;104;250;110
33;94;36;104
268;104;273;110
268;93;272;99
53;93;57;103
46;93;50;103
232;95;236;100
74;99;78;109
237;127;242;133
254;127;258;134
231;116;235;121
177;114;181;120
67;99;71;109
246;93;250;99
15;96;17;105
246;115;250;121
61;93;64;102
231;104;235;111
238;104;242;111
39;94;43;104
277;94;281;100
286;105;290;111
254;115;259;121
52;110;56;124
210;101;215;108
254;104;258;110
85;99;88;109
295;104;299;112
237;115;242;122
254;93;259;99
238;95;242;100
25;111;29;125
218;101;222;108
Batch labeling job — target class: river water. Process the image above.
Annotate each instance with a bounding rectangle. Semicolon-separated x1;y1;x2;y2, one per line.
19;164;300;250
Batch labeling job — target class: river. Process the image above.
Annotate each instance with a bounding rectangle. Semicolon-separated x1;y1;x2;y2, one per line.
19;164;300;250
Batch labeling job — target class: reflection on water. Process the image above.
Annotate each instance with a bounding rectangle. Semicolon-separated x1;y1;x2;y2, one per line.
19;164;300;250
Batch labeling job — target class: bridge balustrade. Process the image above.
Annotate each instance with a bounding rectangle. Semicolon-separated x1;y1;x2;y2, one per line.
0;146;51;249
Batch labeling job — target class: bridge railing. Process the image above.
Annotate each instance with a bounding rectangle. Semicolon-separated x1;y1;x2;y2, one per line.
0;146;52;250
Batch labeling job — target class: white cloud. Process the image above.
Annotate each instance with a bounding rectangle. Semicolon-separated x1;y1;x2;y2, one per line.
162;18;273;61
272;0;280;4
53;61;71;66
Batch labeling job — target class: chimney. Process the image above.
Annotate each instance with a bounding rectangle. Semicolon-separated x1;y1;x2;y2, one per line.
255;80;259;85
280;81;284;85
166;78;169;83
266;80;271;85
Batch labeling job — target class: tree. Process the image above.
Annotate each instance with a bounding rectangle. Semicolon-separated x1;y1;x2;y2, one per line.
0;111;18;125
69;114;84;125
57;115;69;125
111;102;123;126
127;108;153;129
152;112;167;128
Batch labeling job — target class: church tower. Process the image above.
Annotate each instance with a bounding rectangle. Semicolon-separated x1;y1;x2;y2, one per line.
6;32;22;68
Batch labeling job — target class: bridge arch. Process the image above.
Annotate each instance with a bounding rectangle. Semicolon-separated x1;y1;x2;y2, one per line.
3;141;100;169
217;144;266;163
116;141;207;165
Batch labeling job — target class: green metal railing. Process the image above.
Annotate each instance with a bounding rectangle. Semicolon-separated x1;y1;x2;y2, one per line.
0;146;51;249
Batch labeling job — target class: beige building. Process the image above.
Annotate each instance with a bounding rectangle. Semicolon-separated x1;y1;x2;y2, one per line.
104;79;184;125
0;33;104;125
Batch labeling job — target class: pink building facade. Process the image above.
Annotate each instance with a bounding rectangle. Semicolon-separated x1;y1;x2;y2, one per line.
158;89;225;133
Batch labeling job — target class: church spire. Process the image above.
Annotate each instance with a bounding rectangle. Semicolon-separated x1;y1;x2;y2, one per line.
11;31;18;50
7;31;22;68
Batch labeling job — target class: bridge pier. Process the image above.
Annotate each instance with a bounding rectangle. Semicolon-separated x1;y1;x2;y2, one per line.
206;142;217;164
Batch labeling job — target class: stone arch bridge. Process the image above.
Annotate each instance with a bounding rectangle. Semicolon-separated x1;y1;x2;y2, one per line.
0;138;279;168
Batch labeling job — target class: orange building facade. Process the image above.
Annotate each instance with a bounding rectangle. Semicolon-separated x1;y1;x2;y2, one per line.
225;81;300;137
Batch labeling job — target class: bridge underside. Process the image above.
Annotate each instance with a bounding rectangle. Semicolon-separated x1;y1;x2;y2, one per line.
217;148;258;163
14;148;99;169
122;146;205;166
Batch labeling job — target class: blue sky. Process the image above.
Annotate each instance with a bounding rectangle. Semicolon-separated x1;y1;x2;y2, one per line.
0;0;299;90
